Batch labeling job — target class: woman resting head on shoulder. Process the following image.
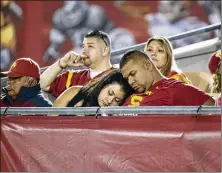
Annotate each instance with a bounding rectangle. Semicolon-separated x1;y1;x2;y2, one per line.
49;69;135;116
144;36;192;84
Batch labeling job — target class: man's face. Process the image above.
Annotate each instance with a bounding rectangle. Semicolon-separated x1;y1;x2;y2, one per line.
82;37;108;68
7;76;28;99
121;59;153;93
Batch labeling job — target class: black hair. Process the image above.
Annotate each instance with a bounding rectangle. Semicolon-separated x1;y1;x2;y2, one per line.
67;69;135;107
85;30;111;47
119;49;150;69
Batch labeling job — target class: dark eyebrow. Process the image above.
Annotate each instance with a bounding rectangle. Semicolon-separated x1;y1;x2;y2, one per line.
82;42;95;47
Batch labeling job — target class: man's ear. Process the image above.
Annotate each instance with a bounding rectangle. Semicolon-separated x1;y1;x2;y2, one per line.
143;60;152;71
102;46;110;56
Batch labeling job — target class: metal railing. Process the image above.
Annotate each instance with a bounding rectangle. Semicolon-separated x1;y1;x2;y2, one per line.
110;22;221;57
1;106;221;116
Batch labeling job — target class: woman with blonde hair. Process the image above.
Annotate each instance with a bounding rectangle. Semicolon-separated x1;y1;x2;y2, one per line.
144;36;192;84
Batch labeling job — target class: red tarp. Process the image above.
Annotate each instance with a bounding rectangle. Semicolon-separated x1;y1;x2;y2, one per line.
1;115;221;172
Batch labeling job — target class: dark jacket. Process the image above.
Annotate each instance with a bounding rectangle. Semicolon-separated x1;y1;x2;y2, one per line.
0;84;52;107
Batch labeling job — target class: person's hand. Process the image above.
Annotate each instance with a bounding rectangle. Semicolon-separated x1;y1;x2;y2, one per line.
60;51;87;68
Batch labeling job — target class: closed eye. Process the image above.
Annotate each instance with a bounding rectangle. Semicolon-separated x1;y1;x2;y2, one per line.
115;97;121;102
109;90;114;95
129;71;136;76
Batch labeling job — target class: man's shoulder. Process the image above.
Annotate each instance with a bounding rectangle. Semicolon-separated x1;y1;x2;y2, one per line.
158;78;202;99
158;78;184;88
94;67;117;78
28;92;52;107
56;69;90;82
60;69;90;75
147;78;185;97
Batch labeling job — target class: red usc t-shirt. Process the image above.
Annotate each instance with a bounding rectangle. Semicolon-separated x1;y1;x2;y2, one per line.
49;68;114;97
123;78;211;106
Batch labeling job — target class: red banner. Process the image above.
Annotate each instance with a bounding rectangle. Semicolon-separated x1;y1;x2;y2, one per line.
1;115;221;172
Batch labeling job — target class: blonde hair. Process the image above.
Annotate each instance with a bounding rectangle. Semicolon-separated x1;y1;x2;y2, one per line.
211;68;221;93
144;36;181;76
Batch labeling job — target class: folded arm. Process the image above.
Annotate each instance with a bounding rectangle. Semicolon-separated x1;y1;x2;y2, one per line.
48;86;82;116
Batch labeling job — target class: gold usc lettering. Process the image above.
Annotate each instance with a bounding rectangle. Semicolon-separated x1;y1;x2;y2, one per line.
130;95;143;106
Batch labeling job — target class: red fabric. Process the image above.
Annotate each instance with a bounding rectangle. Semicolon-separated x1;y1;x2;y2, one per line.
49;68;115;97
208;50;221;74
1;115;220;172
1;58;40;79
123;78;211;106
49;70;91;97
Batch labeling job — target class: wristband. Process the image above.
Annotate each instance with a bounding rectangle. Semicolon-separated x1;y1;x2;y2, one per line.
58;59;66;69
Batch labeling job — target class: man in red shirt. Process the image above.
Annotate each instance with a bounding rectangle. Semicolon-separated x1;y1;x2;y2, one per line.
120;50;215;106
40;30;114;98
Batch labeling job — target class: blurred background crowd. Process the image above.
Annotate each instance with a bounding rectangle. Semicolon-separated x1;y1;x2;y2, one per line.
1;0;221;71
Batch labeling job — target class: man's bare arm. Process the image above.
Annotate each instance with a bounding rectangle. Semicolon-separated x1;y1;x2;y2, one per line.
40;51;84;91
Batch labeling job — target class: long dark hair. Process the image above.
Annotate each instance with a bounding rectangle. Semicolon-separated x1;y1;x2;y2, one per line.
67;69;135;107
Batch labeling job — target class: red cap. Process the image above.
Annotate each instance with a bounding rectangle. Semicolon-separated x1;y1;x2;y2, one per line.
208;50;221;74
1;58;40;79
